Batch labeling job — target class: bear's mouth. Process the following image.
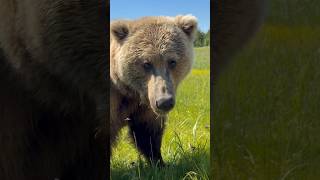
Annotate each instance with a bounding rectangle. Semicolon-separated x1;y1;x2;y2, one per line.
151;106;170;117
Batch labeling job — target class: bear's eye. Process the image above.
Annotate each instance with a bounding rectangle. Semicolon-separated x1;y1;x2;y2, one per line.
143;62;153;72
168;60;177;69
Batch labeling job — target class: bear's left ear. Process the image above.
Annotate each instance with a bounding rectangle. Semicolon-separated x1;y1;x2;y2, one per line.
175;15;198;41
110;20;130;42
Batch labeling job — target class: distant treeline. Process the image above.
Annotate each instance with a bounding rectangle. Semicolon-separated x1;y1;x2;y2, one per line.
194;29;210;47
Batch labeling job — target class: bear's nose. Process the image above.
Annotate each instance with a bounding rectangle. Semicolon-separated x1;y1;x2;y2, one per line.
156;96;175;112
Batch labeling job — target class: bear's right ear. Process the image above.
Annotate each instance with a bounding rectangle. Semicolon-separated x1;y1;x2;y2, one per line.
174;15;198;41
110;20;130;42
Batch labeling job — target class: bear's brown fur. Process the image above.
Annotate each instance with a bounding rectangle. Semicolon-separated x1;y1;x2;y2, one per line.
0;1;107;179
213;0;266;79
110;15;197;165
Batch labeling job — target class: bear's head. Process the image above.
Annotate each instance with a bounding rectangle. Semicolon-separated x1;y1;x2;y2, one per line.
110;15;197;115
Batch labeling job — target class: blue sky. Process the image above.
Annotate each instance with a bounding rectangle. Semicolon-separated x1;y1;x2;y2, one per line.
110;0;210;32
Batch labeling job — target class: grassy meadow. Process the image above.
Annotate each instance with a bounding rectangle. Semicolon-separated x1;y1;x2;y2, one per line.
111;47;210;180
213;2;320;179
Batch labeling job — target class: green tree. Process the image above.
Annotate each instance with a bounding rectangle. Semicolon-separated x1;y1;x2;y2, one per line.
194;29;210;47
204;29;210;46
194;29;205;47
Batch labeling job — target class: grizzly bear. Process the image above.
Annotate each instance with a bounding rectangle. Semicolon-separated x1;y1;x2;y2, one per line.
0;1;107;180
213;0;266;79
110;15;197;166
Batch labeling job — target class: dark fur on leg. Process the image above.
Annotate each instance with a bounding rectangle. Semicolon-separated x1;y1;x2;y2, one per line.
60;136;107;180
128;107;166;167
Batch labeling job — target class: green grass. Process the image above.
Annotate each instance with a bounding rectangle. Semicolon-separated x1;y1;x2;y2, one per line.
267;0;320;26
111;47;210;180
213;25;320;179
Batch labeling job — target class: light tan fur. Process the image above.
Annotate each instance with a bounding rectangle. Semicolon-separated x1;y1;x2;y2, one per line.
110;15;197;164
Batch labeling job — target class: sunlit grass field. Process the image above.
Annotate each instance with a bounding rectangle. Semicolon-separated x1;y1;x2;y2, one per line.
213;24;320;179
111;47;210;180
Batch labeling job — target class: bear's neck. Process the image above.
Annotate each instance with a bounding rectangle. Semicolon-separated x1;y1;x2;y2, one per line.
110;73;139;100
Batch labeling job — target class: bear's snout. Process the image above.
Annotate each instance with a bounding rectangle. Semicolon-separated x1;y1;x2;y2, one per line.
156;95;175;112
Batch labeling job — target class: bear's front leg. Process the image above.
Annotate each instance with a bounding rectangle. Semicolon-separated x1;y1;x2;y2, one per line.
128;107;166;167
60;135;107;180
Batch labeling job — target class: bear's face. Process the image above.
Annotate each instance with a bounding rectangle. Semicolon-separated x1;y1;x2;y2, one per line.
111;15;197;115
